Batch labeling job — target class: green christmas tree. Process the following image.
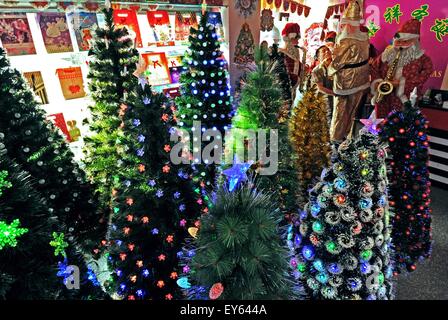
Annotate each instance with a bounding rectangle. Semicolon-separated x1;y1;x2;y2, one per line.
288;129;393;300
180;179;296;300
175;12;233;204
379;101;432;273
106;82;201;300
230;46;299;221
83;6;139;230
0;47;100;252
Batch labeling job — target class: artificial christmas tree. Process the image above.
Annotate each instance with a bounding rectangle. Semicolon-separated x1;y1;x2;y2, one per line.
379;100;432;273
180;178;296;300
83;6;139;225
230;46;299;220
0;47;99;251
288;129;393;300
106;82;201;300
175;12;233;200
289;85;330;206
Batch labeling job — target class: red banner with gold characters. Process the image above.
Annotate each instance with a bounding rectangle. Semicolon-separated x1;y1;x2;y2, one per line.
0;13;36;56
56;67;86;100
113;9;143;48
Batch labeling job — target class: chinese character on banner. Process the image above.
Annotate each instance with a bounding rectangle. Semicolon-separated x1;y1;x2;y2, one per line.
0;13;36;56
141;52;171;86
113;9;143;48
47;113;71;142
411;4;430;22
431;18;448;42
384;4;403;24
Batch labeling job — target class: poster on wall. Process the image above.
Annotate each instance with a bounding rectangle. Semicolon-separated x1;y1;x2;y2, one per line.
113;9;143;48
23;71;49;104
56;67;86;100
146;11;174;46
47;113;72;142
37;12;73;53
175;12;198;42
141;52;171;86
67;11;98;51
0;13;36;56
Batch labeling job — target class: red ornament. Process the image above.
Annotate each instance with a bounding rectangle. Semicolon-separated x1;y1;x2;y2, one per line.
209;283;224;300
389;137;395;142
126;214;133;222
157;280;165;288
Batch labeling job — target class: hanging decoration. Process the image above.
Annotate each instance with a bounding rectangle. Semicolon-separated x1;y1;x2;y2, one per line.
235;0;257;18
49;232;68;257
57;2;74;11
30;1;50;10
174;12;198;42
67;11;98;51
23;71;49;104
321;2;349;37
233;23;255;65
113;9;143;48
265;0;311;17
260;9;274;32
83;0;99;12
146;11;174;46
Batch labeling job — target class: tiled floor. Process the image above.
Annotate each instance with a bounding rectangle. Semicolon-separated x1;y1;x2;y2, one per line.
396;186;448;300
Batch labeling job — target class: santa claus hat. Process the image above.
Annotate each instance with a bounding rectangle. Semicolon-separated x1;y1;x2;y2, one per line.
396;18;421;40
282;23;301;40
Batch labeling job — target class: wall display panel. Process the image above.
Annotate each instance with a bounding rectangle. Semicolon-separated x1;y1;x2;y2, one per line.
0;12;36;55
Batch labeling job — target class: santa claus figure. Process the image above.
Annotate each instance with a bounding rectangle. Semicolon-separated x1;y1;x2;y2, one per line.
279;23;306;95
328;0;370;143
371;18;433;118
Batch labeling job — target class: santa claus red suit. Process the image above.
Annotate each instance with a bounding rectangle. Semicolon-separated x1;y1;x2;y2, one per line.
279;23;306;91
371;19;433;118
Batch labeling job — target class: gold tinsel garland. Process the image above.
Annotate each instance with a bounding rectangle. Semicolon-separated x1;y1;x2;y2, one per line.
288;85;330;205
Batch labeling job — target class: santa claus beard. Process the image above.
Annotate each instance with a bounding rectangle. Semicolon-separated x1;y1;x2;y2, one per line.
382;42;425;68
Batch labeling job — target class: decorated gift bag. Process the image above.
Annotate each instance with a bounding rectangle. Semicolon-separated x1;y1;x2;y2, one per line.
175;12;198;42
67;11;98;51
56;67;86;100
141;52;171;86
147;10;174;46
37;12;73;53
167;55;183;84
0;13;36;56
113;9;143;48
23;71;49;104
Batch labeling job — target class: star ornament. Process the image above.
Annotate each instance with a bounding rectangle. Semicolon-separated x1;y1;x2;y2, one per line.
222;157;253;192
0;219;28;250
360;113;384;135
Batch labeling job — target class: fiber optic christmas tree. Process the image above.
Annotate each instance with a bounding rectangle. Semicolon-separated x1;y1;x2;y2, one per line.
0;47;99;251
106;82;201;300
288;129;393;300
269;43;292;105
175;12;233;199
289;85;330;206
379;100;432;273
230;46;299;220
180;178;296;300
83;6;139;224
